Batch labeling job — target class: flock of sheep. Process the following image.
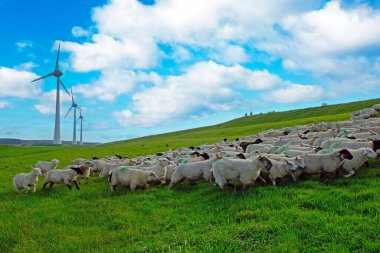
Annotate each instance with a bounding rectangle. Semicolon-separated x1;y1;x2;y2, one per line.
13;104;380;193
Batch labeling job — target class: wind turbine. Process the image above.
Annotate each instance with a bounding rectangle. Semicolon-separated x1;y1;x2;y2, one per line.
65;88;81;145
31;43;71;145
77;109;85;146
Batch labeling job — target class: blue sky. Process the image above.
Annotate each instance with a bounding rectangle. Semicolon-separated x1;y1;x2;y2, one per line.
0;0;380;143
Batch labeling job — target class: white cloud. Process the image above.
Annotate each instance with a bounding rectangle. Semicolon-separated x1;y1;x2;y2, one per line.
113;61;297;127
0;100;11;109
71;26;90;37
62;0;322;71
282;1;380;55
264;83;324;104
34;90;72;115
0;67;41;98
14;62;38;71
15;41;33;50
74;69;158;102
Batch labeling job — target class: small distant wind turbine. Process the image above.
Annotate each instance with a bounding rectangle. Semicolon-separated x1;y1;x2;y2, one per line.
31;43;71;145
65;88;81;145
77;109;85;146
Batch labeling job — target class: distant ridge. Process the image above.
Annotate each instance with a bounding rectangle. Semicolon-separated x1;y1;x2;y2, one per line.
0;138;101;146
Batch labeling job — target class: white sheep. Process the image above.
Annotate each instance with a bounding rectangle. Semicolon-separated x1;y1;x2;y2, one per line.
330;140;380;152
302;149;353;176
62;162;92;184
169;154;221;187
42;166;84;190
35;159;59;174
109;168;161;192
340;148;378;177
259;157;299;185
13;168;42;193
211;156;270;190
71;158;88;165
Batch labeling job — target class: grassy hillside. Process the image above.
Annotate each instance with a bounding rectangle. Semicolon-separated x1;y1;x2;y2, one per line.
0;98;379;252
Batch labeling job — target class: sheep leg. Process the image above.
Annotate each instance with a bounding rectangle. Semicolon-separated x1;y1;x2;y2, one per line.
49;182;54;188
271;179;276;186
259;176;267;183
73;180;80;190
32;184;37;193
42;182;49;190
130;183;137;192
343;171;355;178
144;184;150;189
66;184;72;190
290;173;297;182
24;185;30;193
110;184;117;192
364;161;369;168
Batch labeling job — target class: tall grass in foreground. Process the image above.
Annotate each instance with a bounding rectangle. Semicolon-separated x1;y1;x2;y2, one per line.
0;98;379;252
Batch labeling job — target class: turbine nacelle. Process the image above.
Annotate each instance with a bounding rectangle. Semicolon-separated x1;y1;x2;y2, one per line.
53;70;63;77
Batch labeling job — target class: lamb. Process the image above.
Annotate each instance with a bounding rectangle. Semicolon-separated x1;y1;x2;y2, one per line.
340;148;378;177
169;154;222;187
13;168;42;193
211;156;270;190
42;166;84;190
143;158;171;184
109;168;161;192
63;162;92;184
302;149;353;176
91;159;114;175
258;157;299;185
35;159;59;174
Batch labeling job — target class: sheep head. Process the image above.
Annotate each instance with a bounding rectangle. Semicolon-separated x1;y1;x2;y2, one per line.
338;149;353;160
32;167;42;177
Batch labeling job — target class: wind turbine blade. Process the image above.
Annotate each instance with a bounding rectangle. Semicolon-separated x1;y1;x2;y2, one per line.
76;106;82;110
59;79;71;96
31;72;54;82
55;43;60;71
77;117;80;123
65;106;73;118
70;88;75;103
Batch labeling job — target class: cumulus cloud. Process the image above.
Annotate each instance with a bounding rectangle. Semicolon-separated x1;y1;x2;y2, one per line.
62;0;322;71
0;67;41;98
264;83;324;104
74;69;162;102
112;61;305;127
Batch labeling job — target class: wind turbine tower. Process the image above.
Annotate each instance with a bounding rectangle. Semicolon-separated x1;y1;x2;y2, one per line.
65;88;81;145
31;43;70;144
77;109;85;146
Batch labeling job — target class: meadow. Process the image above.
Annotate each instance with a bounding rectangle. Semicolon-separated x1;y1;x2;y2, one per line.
0;98;379;252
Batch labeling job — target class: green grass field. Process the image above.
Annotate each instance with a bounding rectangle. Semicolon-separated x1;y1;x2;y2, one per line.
1;98;380;252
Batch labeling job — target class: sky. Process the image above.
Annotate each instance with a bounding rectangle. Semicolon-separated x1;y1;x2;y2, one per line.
0;0;380;143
